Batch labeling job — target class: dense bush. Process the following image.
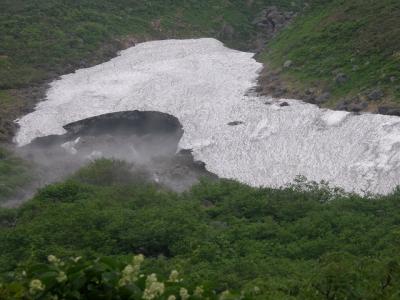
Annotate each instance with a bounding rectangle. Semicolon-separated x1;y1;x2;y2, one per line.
0;254;247;300
1;160;400;298
0;147;32;202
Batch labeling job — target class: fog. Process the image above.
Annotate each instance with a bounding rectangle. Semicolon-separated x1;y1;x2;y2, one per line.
2;110;215;206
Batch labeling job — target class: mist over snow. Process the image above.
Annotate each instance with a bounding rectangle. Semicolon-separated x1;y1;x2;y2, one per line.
15;38;400;194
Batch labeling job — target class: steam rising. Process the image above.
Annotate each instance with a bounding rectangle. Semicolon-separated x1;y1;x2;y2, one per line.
1;111;214;206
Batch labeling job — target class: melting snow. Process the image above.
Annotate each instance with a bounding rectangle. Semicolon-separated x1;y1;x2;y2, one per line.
14;38;400;194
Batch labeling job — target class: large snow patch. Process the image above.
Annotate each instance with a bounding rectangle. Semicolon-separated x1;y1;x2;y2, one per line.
15;38;400;194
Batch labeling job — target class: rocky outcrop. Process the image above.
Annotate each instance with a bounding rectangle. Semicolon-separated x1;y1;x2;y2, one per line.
252;6;296;52
366;88;384;101
377;106;400;116
336;98;369;113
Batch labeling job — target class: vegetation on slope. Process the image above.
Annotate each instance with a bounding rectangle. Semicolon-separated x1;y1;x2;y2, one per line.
0;254;251;299
0;147;31;202
1;160;400;299
261;0;400;110
0;0;305;90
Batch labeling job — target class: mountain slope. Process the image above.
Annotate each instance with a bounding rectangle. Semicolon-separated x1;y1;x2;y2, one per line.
1;161;400;298
260;0;400;113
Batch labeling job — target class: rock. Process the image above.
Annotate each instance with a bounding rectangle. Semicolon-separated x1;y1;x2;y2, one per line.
348;101;368;113
220;23;235;40
283;60;293;69
252;6;294;41
194;160;206;169
228;121;244;126
378;107;389;114
315;92;331;104
272;87;287;97
336;98;368;112
302;88;317;103
367;88;384;101
305;88;317;95
390;76;396;83
378;106;400;116
335;73;349;85
336;100;349;111
280;102;289;107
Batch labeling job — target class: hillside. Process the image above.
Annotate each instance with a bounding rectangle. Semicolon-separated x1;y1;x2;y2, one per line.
1;1;400;299
1;160;400;299
259;0;400;113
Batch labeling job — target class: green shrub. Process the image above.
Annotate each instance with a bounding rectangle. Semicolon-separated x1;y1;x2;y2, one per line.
0;147;32;202
1;172;400;298
0;254;248;300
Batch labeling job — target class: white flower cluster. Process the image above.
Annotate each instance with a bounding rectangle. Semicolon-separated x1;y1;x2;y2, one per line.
118;254;144;287
168;270;181;283
180;287;190;300
48;255;62;266
29;279;45;294
56;271;67;283
142;274;165;300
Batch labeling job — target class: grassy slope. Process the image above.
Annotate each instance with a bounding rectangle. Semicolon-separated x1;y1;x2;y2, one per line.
261;0;400;108
0;147;31;202
0;160;400;298
0;0;305;90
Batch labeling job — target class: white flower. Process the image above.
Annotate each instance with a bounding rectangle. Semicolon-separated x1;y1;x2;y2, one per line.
219;290;230;300
56;271;67;283
194;286;204;297
47;255;60;264
119;258;144;287
167;296;176;300
168;270;180;282
179;287;190;300
146;273;157;285
142;274;165;300
72;256;82;263
29;279;45;294
133;254;144;265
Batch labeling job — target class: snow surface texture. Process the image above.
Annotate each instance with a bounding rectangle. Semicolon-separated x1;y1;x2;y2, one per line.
15;38;400;194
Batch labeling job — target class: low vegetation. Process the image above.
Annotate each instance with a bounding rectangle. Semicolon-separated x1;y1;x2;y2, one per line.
2;1;400;298
1;160;400;299
0;0;307;90
261;0;400;108
0;147;31;202
0;254;251;299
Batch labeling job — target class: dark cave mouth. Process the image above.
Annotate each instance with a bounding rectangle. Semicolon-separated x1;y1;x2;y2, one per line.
10;110;217;205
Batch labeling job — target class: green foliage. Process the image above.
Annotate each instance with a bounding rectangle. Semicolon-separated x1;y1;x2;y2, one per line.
0;147;32;202
262;0;400;105
0;0;304;90
1;162;400;298
0;254;247;299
